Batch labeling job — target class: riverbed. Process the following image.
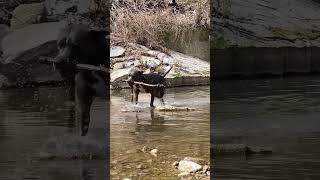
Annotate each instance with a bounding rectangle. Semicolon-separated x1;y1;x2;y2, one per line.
213;76;320;179
110;86;210;179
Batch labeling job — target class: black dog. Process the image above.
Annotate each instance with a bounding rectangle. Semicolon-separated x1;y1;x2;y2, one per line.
54;24;109;136
127;65;172;107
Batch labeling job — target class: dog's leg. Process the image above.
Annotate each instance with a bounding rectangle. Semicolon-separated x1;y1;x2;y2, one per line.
150;95;155;107
160;98;165;105
131;88;134;102
134;88;140;104
75;73;94;136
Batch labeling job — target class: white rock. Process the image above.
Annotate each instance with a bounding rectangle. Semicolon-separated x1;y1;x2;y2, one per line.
178;160;202;173
110;46;125;58
150;149;158;157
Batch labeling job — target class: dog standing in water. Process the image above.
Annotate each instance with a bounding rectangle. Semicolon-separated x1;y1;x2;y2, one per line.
54;24;109;136
127;65;173;107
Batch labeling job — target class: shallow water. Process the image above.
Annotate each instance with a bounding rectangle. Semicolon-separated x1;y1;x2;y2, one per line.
110;86;210;179
0;86;107;180
213;76;320;179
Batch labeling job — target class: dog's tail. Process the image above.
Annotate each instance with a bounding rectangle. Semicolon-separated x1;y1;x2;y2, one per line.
162;65;173;77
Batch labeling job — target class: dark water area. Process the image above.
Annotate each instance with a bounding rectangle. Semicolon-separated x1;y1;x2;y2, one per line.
110;86;210;179
0;87;107;180
212;76;320;179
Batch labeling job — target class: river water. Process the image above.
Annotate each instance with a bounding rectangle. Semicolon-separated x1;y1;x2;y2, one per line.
213;76;320;179
0;85;210;179
0;86;107;180
110;86;210;179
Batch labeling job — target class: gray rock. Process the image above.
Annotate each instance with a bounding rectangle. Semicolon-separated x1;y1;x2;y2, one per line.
0;22;67;86
10;3;46;30
178;160;202;173
45;0;97;16
213;144;272;155
213;0;320;47
183;157;206;165
2;21;66;63
140;56;161;68
110;46;125;57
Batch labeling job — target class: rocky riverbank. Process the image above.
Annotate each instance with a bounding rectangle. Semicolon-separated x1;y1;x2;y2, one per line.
110;43;210;89
0;1;209;89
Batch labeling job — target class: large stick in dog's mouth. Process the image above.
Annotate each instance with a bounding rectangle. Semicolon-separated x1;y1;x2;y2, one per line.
123;80;165;87
39;56;110;73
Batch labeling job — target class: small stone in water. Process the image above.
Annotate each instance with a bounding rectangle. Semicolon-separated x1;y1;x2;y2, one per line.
172;161;179;167
141;146;148;153
150;149;158;157
178;172;190;177
202;165;210;172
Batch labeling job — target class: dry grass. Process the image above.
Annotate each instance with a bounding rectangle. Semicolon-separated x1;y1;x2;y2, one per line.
110;0;209;50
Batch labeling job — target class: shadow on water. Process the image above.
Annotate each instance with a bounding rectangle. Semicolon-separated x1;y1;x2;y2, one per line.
0;86;107;180
213;76;320;179
110;86;210;179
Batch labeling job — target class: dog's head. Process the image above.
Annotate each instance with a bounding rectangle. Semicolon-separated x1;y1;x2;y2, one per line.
55;24;109;65
127;66;144;86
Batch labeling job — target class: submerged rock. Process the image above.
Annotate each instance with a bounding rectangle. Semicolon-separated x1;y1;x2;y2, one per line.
39;132;106;160
213;144;272;155
150;149;158;157
155;105;195;112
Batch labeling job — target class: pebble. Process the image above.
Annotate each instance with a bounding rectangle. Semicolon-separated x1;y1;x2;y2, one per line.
172;161;179;167
150;149;158;157
202;165;210;172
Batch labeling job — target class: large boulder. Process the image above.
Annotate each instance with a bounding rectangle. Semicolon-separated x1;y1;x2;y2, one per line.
0;22;67;86
10;2;47;30
212;0;320;48
2;21;66;63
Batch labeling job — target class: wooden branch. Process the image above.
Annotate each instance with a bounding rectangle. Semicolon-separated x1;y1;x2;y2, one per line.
38;56;110;73
123;80;164;87
134;81;164;87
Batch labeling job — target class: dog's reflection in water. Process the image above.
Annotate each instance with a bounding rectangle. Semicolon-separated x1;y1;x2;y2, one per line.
133;109;167;142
